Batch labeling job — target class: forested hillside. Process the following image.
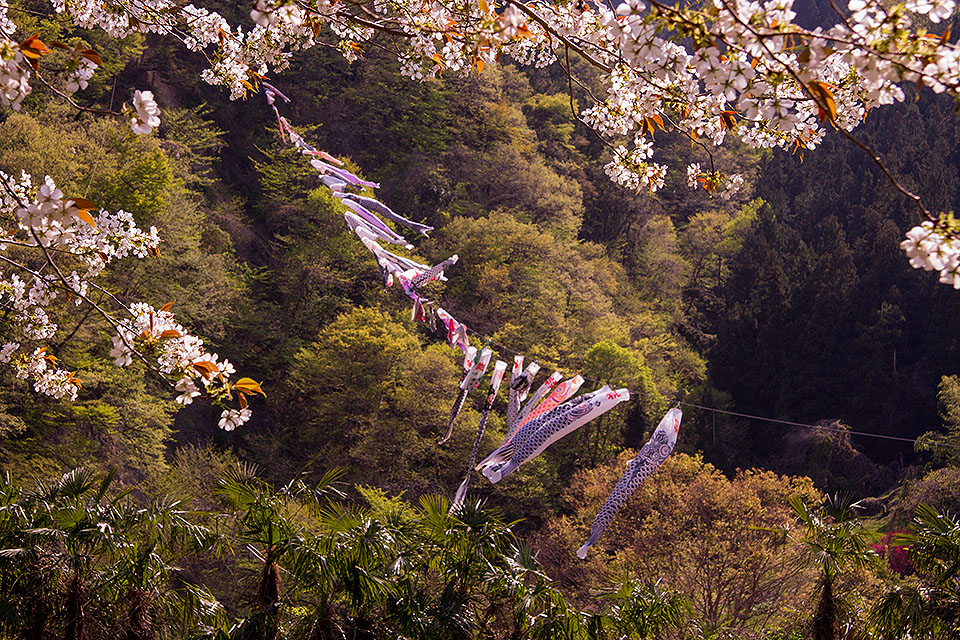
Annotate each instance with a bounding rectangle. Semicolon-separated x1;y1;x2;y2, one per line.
3;0;960;637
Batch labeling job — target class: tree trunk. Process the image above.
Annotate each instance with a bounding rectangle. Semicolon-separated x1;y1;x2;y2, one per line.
812;577;836;640
64;573;85;640
122;588;154;640
256;554;281;640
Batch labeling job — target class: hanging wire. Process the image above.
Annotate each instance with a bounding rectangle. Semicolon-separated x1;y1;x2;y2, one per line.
456;318;960;450
678;402;960;450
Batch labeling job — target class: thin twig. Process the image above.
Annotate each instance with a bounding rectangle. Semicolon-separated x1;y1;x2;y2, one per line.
34;70;123;117
662;113;716;173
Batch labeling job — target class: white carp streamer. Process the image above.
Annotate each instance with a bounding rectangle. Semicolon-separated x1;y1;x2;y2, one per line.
453;359;507;506
503;359;539;442
440;347;491;445
577;408;682;559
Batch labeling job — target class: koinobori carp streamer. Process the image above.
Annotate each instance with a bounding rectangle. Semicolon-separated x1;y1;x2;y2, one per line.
454;359;507;506
482;387;630;483
440;347;491;445
577;407;682;559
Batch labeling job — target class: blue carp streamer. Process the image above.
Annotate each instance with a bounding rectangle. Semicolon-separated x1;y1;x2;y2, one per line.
577;408;682;559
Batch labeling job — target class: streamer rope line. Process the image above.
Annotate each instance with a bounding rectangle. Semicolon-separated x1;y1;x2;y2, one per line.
678;402;960;450
260;89;958;455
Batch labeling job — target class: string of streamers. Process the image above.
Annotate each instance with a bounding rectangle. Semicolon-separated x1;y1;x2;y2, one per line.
260;85;959;563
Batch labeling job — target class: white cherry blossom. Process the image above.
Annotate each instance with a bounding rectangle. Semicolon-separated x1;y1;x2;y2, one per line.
131;90;161;134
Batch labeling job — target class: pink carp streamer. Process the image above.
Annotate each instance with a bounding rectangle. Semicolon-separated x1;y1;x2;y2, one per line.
477;376;589;471
577;408;682;559
517;371;563;424
515;375;584;430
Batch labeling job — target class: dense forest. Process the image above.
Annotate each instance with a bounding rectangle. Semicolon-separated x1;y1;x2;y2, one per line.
2;0;960;637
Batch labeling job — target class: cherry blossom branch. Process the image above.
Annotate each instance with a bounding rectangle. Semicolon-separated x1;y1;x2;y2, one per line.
509;1;612;72
28;227;171;381
0;175;166;381
714;0;932;219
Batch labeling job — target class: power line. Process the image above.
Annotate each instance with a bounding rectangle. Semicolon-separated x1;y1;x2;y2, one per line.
458;321;960;451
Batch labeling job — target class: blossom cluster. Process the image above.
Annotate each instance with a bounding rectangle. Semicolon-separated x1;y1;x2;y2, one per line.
0;38;30;110
109;303;250;430
901;218;960;288
687;163;745;200
0;171;253;428
0;343;80;400
604;136;666;193
65;57;97;93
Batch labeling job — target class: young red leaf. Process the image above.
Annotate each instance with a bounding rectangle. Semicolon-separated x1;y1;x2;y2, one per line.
68;198;96;210
79;49;103;67
75;209;97;229
234;377;266;397
191;361;218;378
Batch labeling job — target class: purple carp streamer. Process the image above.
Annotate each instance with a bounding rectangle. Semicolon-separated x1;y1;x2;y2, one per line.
310;158;379;189
454;359;507;507
577;408;682;559
340;193;434;236
262;82;290;106
340;198;412;248
346;213;412;257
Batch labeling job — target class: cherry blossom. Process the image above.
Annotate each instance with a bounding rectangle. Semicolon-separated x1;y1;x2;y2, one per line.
219;407;252;431
901;218;960;289
65;57;97;93
131;90;161;134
